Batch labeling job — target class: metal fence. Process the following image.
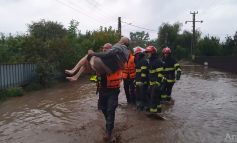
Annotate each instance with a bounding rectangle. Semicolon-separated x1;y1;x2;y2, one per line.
0;63;37;89
195;56;237;73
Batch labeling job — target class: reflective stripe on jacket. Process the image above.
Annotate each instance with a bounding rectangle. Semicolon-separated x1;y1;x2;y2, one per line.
162;56;181;83
148;55;164;86
135;54;149;84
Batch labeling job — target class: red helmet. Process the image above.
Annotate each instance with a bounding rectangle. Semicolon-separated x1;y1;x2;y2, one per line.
134;47;144;55
162;47;171;54
145;46;157;54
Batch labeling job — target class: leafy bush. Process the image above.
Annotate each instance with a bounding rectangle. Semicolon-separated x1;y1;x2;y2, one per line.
196;36;221;56
175;45;189;60
34;63;56;86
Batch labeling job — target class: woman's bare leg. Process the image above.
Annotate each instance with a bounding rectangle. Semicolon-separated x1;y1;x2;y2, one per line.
66;65;87;81
66;54;113;81
65;55;88;75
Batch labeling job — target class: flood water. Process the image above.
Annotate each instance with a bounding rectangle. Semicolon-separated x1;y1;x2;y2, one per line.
0;65;237;143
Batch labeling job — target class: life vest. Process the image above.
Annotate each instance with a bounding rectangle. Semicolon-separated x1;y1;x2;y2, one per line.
97;70;122;89
106;70;122;88
122;54;136;79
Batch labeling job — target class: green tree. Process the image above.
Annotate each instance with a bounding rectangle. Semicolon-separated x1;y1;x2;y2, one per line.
221;32;237;56
67;19;80;39
175;30;200;59
129;31;150;48
175;45;189;60
158;22;182;50
0;34;28;63
28;19;67;41
87;26;120;51
196;36;221;56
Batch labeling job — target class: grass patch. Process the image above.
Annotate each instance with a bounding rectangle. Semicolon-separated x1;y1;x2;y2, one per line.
0;87;24;101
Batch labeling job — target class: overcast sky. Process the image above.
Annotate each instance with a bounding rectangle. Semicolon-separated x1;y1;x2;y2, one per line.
0;0;237;41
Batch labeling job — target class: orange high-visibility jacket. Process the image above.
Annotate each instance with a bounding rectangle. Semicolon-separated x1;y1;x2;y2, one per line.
122;54;136;79
106;70;122;88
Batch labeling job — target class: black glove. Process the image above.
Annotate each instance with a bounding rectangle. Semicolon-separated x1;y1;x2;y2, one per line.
133;79;136;85
147;85;152;94
176;71;181;80
160;77;167;91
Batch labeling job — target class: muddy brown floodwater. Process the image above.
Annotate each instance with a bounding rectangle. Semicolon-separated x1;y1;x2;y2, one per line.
0;65;237;143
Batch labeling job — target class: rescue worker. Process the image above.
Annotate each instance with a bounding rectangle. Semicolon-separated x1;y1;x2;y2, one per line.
89;43;122;141
134;47;149;111
89;43;112;109
96;43;122;141
97;70;122;141
145;46;164;113
122;51;136;104
161;47;181;103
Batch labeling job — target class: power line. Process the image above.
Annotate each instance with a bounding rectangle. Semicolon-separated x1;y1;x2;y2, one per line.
206;0;220;9
123;25;157;34
196;0;223;18
85;0;118;23
121;21;156;32
193;0;204;10
55;0;107;27
87;0;122;21
67;0;116;24
191;0;226;39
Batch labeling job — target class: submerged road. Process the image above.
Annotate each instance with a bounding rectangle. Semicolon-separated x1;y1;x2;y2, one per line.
0;65;237;143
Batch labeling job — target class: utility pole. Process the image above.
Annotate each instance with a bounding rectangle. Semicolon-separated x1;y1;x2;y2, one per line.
118;17;121;37
165;33;168;47
185;11;203;59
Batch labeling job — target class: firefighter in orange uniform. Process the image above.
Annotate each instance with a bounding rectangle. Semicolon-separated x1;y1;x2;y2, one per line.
122;51;136;104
